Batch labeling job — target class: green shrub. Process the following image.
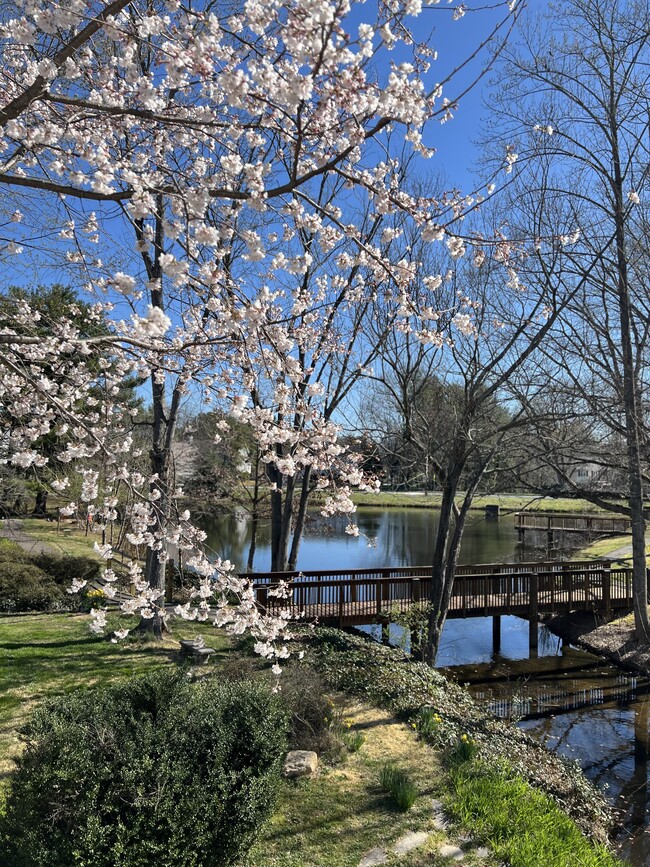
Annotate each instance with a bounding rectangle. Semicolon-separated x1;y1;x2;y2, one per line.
31;552;102;587
0;546;101;611
0;538;29;563
379;764;418;811
0;562;66;612
0;669;289;867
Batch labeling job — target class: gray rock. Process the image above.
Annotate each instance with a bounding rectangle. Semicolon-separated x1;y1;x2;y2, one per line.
283;750;318;778
359;847;387;866
432;798;448;830
393;831;429;854
475;847;490;859
439;843;465;861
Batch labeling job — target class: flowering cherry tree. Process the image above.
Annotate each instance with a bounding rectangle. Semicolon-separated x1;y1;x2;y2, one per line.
0;0;521;655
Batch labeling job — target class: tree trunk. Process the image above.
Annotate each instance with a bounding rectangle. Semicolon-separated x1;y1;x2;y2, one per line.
246;450;262;572
246;513;258;573
288;466;312;570
425;476;459;664
609;105;650;642
32;488;48;517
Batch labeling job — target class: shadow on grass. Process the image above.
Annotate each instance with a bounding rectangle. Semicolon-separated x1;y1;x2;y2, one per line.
0;636;100;650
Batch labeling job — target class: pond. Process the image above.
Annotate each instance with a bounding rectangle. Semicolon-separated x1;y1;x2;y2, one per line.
201;505;521;574
202;506;646;862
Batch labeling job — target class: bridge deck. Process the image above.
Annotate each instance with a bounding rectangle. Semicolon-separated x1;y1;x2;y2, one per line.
515;511;633;535
246;561;636;628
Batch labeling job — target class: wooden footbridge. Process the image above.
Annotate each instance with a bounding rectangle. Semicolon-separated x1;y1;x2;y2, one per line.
244;559;638;649
515;511;633;540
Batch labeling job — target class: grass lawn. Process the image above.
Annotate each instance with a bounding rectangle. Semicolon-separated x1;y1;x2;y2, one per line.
351;492;623;514
0;613;231;782
573;535;631;561
243;701;492;867
16;518;104;559
0;612;623;867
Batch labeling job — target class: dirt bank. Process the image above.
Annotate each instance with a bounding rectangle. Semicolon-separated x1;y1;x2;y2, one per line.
545;611;650;677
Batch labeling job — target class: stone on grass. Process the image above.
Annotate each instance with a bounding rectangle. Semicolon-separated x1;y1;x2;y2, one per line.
283;750;318;778
359;847;387;866
475;846;490;859
439;843;465;860
431;798;448;830
393;830;429;855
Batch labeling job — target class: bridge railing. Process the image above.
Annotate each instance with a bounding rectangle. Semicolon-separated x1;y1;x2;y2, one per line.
242;559;610;586
251;561;636;623
515;512;633;534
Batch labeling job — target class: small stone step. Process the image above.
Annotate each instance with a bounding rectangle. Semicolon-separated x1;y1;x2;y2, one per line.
439;843;464;861
393;830;429;855
359;848;387;867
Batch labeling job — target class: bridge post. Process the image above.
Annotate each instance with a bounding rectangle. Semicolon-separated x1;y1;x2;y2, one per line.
412;577;421;605
256;585;268;614
528;572;539;651
492;615;501;655
602;565;611;616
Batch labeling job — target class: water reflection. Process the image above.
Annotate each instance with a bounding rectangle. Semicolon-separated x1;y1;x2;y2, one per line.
443;648;650;864
201;507;521;573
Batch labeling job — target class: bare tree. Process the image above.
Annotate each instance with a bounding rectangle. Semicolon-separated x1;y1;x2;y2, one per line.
363;227;572;662
488;0;650;639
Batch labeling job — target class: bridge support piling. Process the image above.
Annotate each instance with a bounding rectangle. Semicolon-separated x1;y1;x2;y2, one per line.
546;530;554;553
492;615;501;655
529;572;539;652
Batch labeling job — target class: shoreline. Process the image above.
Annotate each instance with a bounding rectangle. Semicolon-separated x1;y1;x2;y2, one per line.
545;610;650;679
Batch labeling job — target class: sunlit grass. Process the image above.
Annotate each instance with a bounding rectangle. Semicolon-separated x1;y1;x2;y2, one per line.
0;613;231;782
573;535;632;562
350;492;623;514
15;518;103;559
242;703;449;867
446;759;623;867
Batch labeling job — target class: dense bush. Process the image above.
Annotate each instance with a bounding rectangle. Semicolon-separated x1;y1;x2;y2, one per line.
31;552;101;587
0;669;289;867
219;654;346;760
0;546;103;612
278;663;343;756
0;562;67;612
0;538;29;563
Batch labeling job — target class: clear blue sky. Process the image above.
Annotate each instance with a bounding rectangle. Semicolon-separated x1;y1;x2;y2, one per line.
420;0;545;192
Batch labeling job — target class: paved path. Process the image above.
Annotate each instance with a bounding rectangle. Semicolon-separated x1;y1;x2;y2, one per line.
0;518;56;556
600;535;650;563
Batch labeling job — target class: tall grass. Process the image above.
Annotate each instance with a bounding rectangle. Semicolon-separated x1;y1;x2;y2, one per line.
379;765;418;811
447;760;623;867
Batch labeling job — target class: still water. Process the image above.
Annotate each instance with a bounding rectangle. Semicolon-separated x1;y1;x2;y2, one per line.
203;508;649;863
202;505;520;574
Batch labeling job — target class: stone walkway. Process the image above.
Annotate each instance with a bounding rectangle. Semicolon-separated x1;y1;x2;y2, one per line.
597;532;650;563
0;518;56;556
358;798;493;865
